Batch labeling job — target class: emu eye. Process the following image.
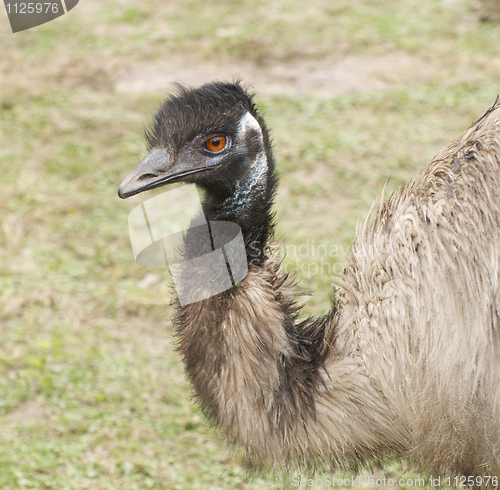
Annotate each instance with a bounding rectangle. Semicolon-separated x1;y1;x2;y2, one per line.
205;136;227;153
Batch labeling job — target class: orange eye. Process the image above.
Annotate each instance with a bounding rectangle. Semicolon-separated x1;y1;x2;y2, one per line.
205;136;227;152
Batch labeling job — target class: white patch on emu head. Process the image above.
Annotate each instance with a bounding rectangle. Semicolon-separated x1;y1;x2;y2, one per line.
239;111;262;136
235;112;267;196
219;112;269;215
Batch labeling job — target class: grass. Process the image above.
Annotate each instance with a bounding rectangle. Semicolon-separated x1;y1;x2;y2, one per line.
1;0;499;487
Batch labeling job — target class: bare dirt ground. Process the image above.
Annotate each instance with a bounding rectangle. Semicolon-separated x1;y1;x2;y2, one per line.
115;52;435;97
0;46;435;98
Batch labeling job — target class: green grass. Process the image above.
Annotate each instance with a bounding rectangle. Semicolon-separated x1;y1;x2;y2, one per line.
1;0;499;487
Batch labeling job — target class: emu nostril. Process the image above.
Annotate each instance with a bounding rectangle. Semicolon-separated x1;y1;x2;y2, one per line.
138;173;157;180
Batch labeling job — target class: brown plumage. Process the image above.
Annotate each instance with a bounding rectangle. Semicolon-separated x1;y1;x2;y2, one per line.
118;82;500;479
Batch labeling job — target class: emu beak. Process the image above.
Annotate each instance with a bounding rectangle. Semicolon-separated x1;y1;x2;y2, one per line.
118;148;218;199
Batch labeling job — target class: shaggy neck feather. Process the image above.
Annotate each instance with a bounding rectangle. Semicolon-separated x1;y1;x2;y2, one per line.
176;158;398;468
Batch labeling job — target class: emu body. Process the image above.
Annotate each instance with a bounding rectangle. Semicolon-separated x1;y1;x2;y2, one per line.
119;83;500;477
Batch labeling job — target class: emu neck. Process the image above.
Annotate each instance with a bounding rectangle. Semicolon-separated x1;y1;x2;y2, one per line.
177;116;399;467
201;159;274;264
180;144;333;464
175;253;330;465
175;248;399;468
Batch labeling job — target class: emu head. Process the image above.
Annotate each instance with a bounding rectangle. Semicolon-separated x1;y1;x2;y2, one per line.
118;81;272;203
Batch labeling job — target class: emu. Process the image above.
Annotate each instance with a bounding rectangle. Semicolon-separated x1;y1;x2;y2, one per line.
118;82;500;478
